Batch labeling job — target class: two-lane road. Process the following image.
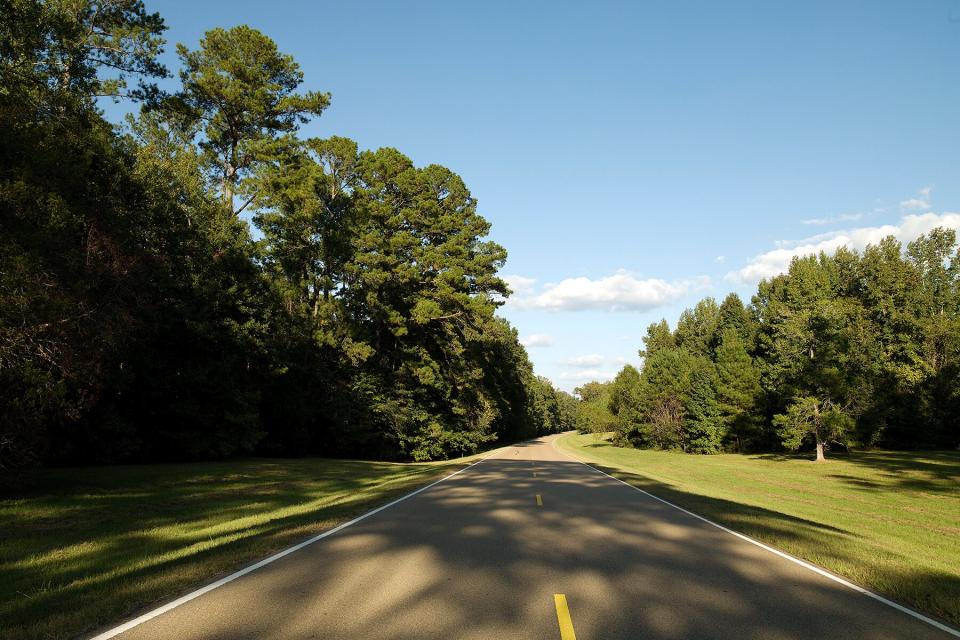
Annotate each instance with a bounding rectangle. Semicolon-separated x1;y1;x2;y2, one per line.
96;435;957;639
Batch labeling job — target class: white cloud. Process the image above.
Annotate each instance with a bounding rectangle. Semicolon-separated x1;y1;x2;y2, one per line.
900;186;933;212
564;354;607;367
505;270;709;312
557;368;618;383
900;198;930;212
727;211;960;283
503;274;537;297
801;212;867;226
520;333;554;348
714;255;726;264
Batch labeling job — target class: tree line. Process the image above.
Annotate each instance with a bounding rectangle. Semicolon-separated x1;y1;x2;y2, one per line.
0;0;576;469
588;234;960;459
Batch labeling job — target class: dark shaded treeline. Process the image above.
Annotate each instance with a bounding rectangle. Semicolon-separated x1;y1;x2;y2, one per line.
0;1;575;468
583;234;960;458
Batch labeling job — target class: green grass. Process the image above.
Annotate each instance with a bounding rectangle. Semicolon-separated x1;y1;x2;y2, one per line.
557;433;960;628
0;454;483;640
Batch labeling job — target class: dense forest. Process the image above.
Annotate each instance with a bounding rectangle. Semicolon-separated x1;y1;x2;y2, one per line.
0;0;577;468
583;235;960;459
4;2;958;472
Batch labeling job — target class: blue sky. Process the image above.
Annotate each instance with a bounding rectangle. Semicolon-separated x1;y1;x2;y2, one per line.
123;0;960;391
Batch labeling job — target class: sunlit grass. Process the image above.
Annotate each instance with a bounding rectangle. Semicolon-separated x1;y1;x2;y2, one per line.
0;454;481;640
557;432;960;628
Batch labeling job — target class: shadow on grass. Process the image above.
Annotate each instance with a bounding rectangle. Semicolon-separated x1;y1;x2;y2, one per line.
0;457;452;640
81;456;960;640
588;463;852;536
579;461;960;629
753;448;960;494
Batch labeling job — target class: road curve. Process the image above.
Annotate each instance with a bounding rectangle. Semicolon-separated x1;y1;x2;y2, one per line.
95;434;957;640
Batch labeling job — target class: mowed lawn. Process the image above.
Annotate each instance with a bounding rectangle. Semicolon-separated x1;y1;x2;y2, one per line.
558;433;960;628
0;455;481;640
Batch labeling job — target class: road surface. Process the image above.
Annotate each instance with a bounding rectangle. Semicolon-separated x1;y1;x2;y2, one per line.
96;434;957;639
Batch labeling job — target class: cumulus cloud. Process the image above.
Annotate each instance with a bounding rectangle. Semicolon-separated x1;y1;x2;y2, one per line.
714;255;726;264
727;211;960;283
505;270;708;312
520;333;554;348
564;354;607;367
503;274;537;298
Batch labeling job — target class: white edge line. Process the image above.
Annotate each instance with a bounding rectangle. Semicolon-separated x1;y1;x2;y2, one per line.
88;448;505;640
552;434;960;638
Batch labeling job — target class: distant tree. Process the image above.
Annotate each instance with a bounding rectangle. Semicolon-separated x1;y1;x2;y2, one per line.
635;348;715;450
574;381;616;435
754;253;869;421
172;26;330;212
714;328;762;451
633;349;691;449
639;319;674;358
683;357;723;453
714;292;756;350
675;297;719;357
609;365;642;443
774;396;853;462
576;381;611;404
555;390;580;432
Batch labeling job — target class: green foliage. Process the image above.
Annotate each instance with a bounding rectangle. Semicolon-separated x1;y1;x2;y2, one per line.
575;381;617;434
0;0;167;110
774;396;853;461
6;1;960;468
639;319;674;358
714;328;761;451
170;25;331;211
1;3;558;467
683;357;723;453
716;292;756;348
674;297;719;358
602;232;960;458
608;364;642;439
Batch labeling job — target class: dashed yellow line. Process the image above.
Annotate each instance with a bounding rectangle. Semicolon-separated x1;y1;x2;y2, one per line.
554;594;577;640
536;494;543;506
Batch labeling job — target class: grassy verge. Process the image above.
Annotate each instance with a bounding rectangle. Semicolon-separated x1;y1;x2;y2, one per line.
557;432;960;628
0;452;486;640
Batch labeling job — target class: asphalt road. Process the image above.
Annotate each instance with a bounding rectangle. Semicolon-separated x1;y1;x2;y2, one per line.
97;434;956;640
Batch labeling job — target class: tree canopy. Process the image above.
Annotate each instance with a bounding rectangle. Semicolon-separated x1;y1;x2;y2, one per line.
0;4;574;469
603;240;960;458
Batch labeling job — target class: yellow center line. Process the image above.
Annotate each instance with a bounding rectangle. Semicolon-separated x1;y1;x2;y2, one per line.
536;494;543;506
554;594;577;640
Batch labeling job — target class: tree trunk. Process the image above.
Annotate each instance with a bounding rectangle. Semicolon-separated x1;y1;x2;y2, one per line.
815;441;826;463
222;159;236;212
223;177;233;211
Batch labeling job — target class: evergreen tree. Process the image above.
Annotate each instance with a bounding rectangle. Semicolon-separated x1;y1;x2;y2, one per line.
675;297;719;358
639;319;674;358
714;328;762;451
684;356;723;453
171;26;330;212
609;364;642;444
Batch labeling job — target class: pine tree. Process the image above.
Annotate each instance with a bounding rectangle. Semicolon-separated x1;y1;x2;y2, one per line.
172;26;330;212
714;328;762;451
